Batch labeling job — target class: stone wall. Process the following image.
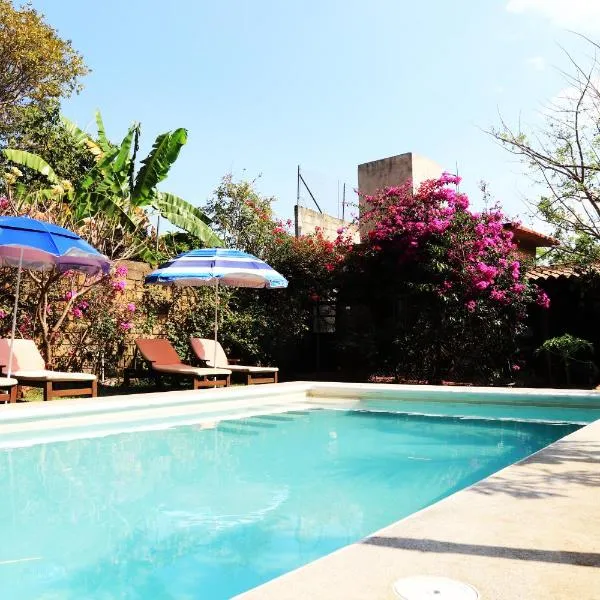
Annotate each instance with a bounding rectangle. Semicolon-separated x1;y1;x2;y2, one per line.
294;205;360;243
53;259;171;378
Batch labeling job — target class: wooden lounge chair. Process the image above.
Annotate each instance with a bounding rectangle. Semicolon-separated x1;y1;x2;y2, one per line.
0;339;97;402
134;338;231;389
0;377;18;404
189;337;278;385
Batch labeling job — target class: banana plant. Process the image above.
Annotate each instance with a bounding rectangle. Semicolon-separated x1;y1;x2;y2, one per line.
3;111;223;254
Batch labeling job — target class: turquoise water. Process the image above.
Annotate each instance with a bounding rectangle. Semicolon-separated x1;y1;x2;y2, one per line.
0;409;579;599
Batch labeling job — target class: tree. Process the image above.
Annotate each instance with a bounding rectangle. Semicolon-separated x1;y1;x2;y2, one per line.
491;36;600;265
337;174;548;383
0;0;87;135
0;100;96;194
3;111;222;259
0;114;222;365
204;174;279;258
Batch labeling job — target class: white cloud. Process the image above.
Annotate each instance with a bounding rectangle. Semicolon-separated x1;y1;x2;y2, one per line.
526;56;546;70
507;0;600;30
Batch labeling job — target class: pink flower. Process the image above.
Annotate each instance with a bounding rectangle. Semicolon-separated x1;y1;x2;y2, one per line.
536;290;550;309
512;364;521;372
0;310;6;319
65;291;75;301
72;308;83;318
325;263;335;272
439;172;462;186
490;289;507;302
0;197;9;209
512;283;526;294
119;321;133;331
115;265;128;277
466;300;477;312
475;280;490;290
112;279;126;292
126;302;136;313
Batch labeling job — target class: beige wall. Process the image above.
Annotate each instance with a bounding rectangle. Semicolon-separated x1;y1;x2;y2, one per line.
357;152;443;240
295;205;360;243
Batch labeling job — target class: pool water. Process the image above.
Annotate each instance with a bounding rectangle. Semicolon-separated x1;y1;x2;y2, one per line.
0;409;580;599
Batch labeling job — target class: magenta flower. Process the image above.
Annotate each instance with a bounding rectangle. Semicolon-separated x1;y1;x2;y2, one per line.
115;265;128;278
466;300;477;312
112;279;126;292
119;321;133;331
0;310;6;319
72;308;83;318
536;290;550;309
511;364;521;372
126;302;136;313
65;291;75;301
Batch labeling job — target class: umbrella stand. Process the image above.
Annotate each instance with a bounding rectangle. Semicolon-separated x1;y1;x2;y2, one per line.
7;248;24;378
213;279;219;368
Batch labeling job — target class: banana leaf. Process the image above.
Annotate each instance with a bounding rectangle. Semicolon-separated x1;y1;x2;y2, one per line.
60;116;90;147
2;149;60;184
152;191;222;246
132;128;188;205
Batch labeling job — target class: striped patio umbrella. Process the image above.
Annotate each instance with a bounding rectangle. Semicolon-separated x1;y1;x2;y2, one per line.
145;248;288;366
0;216;110;376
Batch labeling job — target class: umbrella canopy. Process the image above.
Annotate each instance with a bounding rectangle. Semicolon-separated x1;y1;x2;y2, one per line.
0;216;110;275
146;248;288;369
145;248;288;289
0;216;111;376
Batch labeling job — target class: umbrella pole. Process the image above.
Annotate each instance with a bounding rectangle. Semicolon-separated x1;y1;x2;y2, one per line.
7;249;24;378
213;280;219;368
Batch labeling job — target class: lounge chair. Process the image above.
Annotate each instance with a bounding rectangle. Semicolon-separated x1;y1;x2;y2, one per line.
0;377;18;403
189;337;278;385
134;338;231;389
0;339;97;402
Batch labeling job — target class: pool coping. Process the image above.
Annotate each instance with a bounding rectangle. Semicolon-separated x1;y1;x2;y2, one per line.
1;382;599;599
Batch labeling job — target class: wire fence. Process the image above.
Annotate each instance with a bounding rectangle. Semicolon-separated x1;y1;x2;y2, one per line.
296;166;358;223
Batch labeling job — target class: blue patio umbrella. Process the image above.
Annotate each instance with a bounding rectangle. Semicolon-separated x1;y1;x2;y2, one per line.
0;216;111;376
146;248;288;366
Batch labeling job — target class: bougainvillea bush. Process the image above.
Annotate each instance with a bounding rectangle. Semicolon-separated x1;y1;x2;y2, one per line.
337;174;549;383
0;259;137;373
161;175;352;373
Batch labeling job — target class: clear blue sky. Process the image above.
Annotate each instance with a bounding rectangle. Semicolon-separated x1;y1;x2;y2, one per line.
29;0;600;225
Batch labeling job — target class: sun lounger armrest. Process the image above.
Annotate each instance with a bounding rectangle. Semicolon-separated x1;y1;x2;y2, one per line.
192;356;211;368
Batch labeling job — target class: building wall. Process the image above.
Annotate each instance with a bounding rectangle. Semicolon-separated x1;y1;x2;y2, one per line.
357;152;442;240
294;205;360;243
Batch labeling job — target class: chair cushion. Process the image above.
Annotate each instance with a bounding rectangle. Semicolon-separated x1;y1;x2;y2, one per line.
10;370;97;382
0;339;45;371
0;377;18;387
226;365;279;374
152;363;231;377
136;339;182;365
190;338;229;368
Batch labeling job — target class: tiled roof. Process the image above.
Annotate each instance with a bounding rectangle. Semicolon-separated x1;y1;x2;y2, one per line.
504;223;560;247
527;264;583;281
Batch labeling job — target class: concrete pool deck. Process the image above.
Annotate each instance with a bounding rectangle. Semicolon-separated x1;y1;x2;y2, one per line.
237;414;600;600
1;382;599;598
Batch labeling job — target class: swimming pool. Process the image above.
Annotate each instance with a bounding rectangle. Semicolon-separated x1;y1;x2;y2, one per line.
1;381;595;600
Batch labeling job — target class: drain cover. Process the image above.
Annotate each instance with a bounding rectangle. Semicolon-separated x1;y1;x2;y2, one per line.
393;576;479;600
